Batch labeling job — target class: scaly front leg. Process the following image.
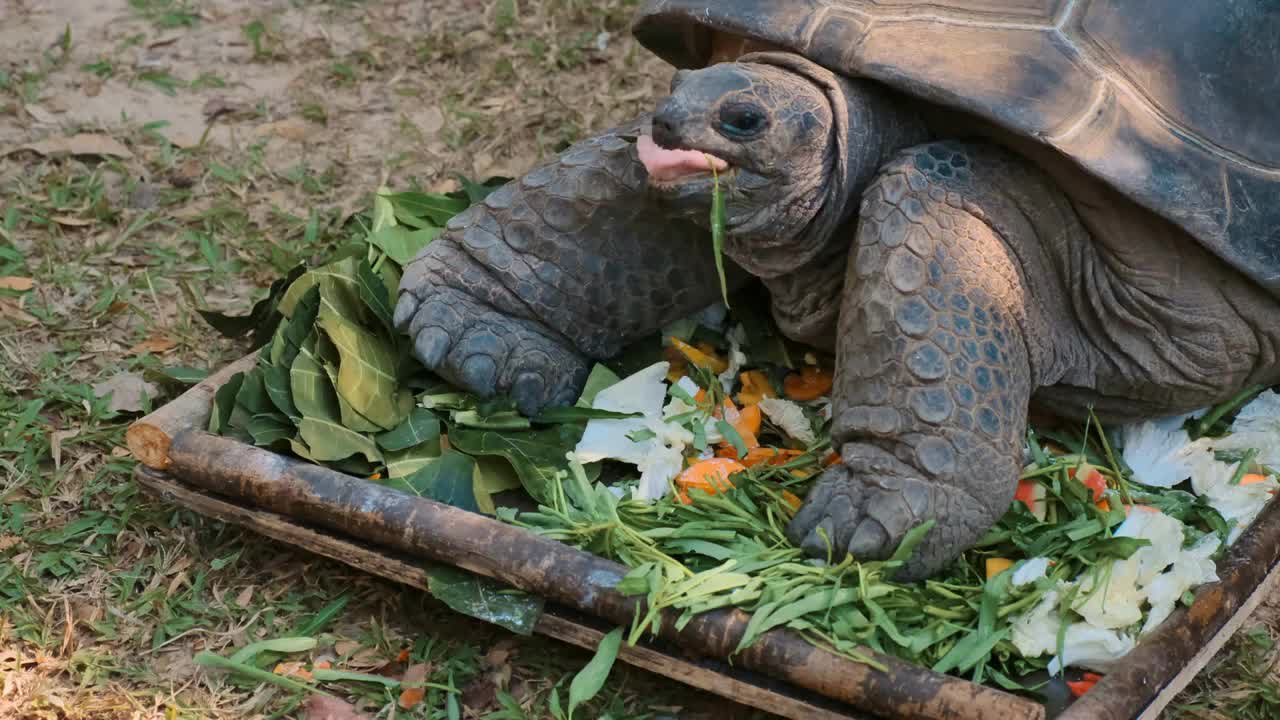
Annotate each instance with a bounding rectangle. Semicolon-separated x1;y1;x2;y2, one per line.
394;118;736;415
788;142;1084;579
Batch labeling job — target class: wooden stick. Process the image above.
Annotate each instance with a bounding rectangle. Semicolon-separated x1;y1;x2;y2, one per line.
133;466;866;720
126;352;259;469
1059;493;1280;720
164;429;1044;720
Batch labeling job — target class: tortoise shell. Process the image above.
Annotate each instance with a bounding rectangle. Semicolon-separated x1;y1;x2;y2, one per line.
633;0;1280;296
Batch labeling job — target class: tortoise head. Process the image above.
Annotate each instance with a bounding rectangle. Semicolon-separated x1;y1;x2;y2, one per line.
639;55;849;276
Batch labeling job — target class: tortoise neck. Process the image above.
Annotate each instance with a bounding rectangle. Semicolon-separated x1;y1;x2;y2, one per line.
838;77;930;214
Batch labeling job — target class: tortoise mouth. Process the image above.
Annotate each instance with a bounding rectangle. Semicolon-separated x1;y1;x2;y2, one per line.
637;135;732;189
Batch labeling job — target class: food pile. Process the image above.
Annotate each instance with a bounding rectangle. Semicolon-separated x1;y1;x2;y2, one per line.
206;180;1280;697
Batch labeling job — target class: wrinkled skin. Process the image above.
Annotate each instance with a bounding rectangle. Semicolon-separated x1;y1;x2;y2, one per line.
397;53;1280;579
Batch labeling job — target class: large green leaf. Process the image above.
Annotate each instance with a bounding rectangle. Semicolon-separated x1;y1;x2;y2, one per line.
314;334;384;434
290;341;341;421
262;364;299;422
317;309;407;430
234;370;274;417
447;424;584;505
425;565;544;637
276;286;321;369
297;417;382;464
472;456;523;515
209;372;246;434
577;364;621;407
381;191;469;225
367;225;441;267
376;407;441;451
246;413;295;446
356;259;395;331
387;452;477;510
384;443;442;478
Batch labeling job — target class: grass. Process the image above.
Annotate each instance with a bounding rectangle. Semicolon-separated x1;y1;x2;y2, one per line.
1;0;1277;718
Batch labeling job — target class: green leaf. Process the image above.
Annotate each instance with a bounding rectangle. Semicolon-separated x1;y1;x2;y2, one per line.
382;191;469;225
576;364;620;407
234;370;274;417
194;652;326;696
567;627;624;719
317;308;408;430
385;443;442;478
457;175;509;204
290;341;340;421
157;366;208;385
426;565;544;636
209;372;245;434
367;225;441;266
388;452;477;511
473;456;523;515
715;419;748;459
376;407;441;451
533;406;641;424
448;424;585;505
887;520;936;566
246;413;294;446
276;285;321;368
356;258;395;330
227;636;318;665
298;417;382;464
262;364;299;421
708;164;729;308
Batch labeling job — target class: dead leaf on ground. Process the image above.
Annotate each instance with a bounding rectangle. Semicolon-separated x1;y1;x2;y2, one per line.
462;674;499;712
398;662;430;709
13;133;133;159
50;429;77;470
0;277;35;291
203;96;253;122
0;297;38;325
333;640;361;657
303;696;371;720
24;104;58;123
51;215;93;227
0;535;21;552
92;372;157;414
127;336;178;356
234;585;254;607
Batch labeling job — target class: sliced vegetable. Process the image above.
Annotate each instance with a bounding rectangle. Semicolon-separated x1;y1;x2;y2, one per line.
1069;463;1108;503
780;490;804;511
676;458;745;504
669;337;729;374
1014;479;1047;521
985;557;1014;579
1239;472;1270;485
736;370;776;406
783;365;833;401
1067;672;1103;697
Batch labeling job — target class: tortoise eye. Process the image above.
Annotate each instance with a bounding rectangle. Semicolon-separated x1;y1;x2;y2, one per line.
717;103;767;139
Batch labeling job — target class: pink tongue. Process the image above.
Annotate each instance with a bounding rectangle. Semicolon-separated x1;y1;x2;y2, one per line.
637;135;728;181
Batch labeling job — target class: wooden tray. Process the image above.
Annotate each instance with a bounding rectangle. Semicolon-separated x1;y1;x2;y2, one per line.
126;355;1280;720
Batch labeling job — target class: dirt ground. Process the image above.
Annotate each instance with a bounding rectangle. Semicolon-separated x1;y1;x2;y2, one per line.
1;1;1278;719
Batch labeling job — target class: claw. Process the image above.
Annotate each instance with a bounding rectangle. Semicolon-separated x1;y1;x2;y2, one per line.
511;372;547;417
414;327;451;368
393;293;419;330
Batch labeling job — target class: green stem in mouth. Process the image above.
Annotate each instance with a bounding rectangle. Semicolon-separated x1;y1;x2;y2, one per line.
707;154;730;309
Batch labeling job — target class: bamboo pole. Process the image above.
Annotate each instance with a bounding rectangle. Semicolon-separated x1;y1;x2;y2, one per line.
125;351;259;469
134;465;868;720
164;429;1045;720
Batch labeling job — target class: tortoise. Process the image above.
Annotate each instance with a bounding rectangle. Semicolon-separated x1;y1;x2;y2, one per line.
394;0;1280;579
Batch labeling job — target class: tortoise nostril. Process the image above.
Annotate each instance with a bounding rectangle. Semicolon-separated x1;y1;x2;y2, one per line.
652;99;682;148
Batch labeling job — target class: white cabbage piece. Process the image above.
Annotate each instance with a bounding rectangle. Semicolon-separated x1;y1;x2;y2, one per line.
1141;534;1221;636
1012;557;1052;587
1179;440;1279;544
575;361;694;502
1228;389;1280;465
1072;509;1184;629
758;397;817;446
717;324;747;395
1121;415;1196;487
1010;590;1061;658
1048;624;1136;674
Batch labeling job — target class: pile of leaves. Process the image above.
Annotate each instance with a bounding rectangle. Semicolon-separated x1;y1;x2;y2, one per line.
202;177;1272;702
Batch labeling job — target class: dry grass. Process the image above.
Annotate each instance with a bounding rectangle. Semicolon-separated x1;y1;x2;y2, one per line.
1;1;1277;719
